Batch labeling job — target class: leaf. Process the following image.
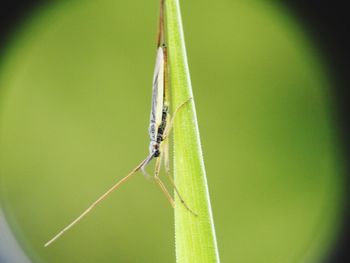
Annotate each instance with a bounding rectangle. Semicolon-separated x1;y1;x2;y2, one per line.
165;1;220;262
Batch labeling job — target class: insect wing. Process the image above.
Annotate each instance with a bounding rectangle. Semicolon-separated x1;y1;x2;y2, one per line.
149;47;165;141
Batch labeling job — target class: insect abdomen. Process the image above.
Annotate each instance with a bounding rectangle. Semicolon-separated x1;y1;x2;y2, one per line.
156;106;168;143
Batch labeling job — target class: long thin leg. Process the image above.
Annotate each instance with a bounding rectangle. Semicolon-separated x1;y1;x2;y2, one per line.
157;0;165;48
163;97;192;140
153;155;175;207
141;153;154;178
44;157;148;247
163;134;171;176
162;138;197;216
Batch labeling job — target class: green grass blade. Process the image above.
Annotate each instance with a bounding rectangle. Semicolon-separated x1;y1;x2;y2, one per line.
165;1;220;262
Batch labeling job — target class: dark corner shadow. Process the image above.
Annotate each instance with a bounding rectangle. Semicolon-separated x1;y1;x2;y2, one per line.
282;1;350;262
0;0;349;262
0;0;50;54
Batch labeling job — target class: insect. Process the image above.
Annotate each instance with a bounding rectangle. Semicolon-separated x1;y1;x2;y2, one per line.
44;0;195;247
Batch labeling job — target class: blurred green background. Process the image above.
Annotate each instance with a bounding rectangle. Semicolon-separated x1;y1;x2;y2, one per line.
0;0;344;262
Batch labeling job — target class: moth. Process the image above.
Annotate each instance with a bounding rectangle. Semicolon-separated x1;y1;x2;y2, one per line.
45;0;195;247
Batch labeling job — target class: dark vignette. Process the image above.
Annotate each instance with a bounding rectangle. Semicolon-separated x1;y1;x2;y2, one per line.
283;1;349;262
0;0;349;262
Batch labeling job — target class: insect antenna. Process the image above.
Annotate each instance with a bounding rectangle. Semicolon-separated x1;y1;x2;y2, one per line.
44;157;150;247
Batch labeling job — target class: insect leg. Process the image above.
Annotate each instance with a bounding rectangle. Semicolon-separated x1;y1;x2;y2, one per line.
163;133;171;176
141;153;155;178
44;157;149;247
163;97;192;140
162;138;197;216
153;154;175;208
